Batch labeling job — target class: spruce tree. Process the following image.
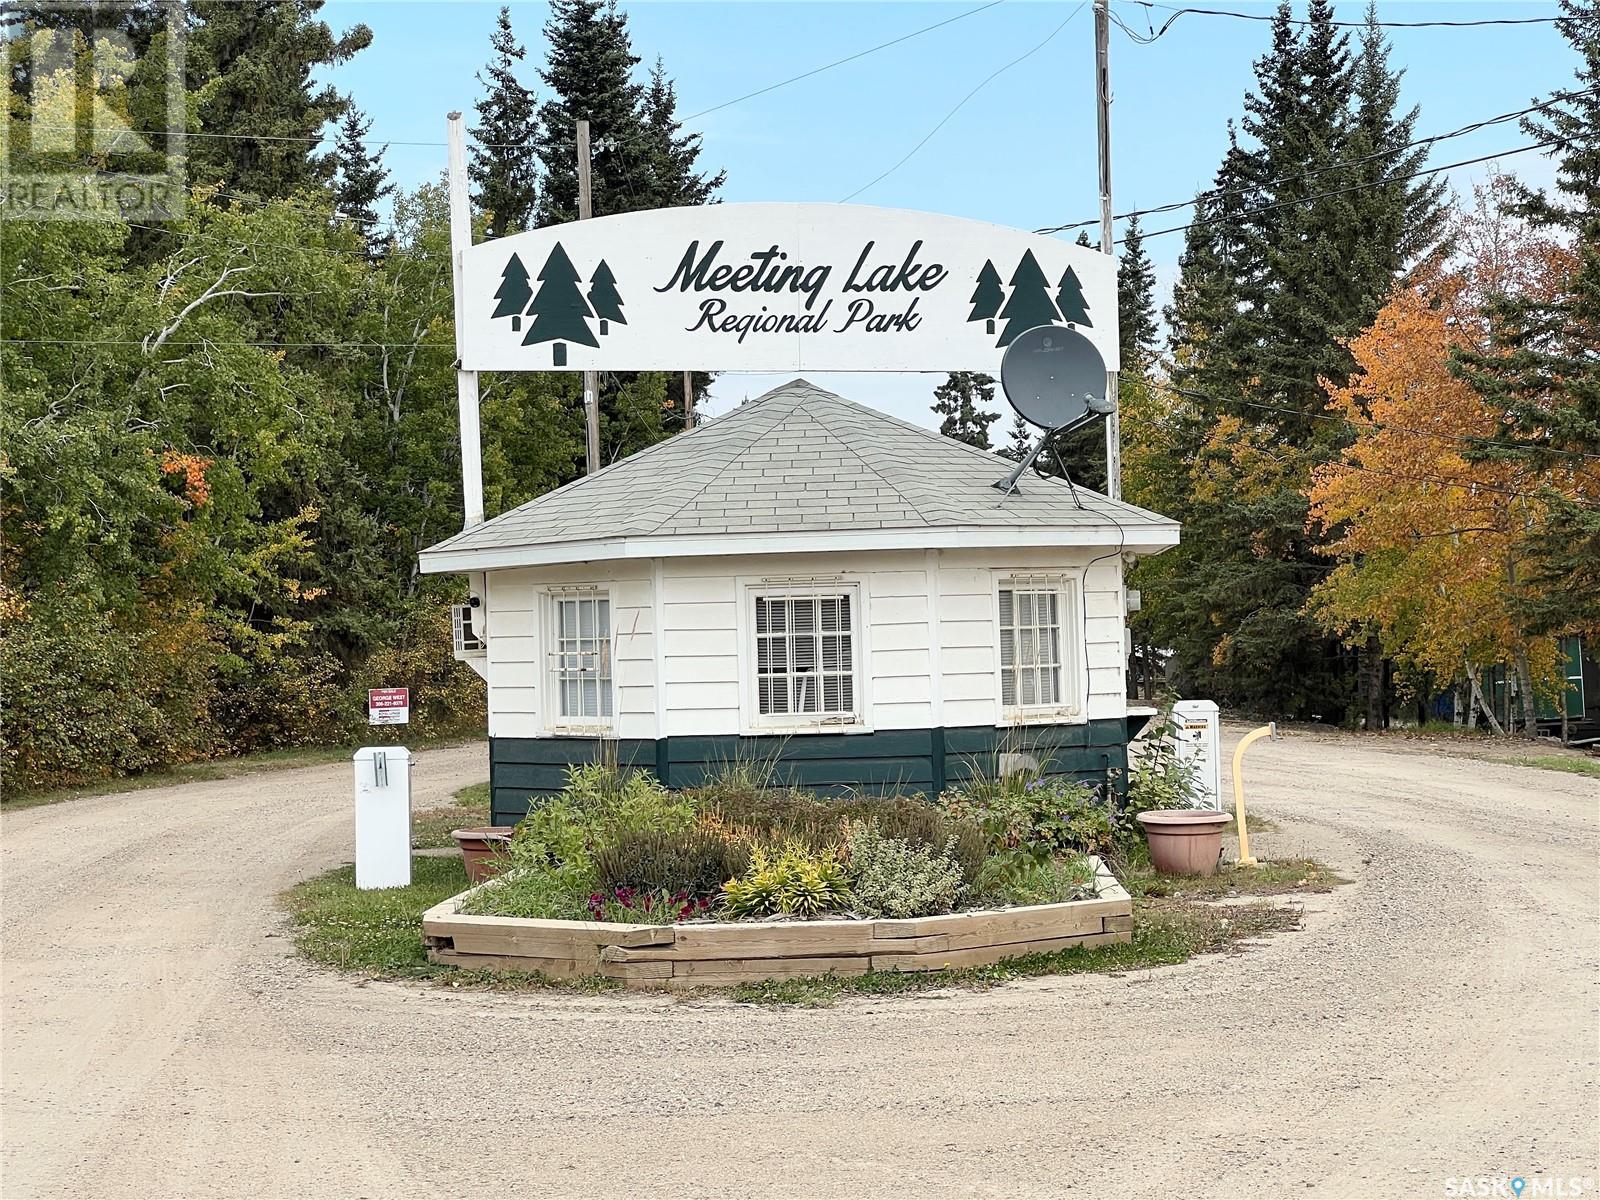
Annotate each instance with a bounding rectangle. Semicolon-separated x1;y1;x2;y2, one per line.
932;373;1000;449
639;57;725;207
534;0;648;225
470;7;540;238
331;106;393;256
1453;0;1600;635
187;0;371;198
1141;0;1449;720
1117;214;1158;375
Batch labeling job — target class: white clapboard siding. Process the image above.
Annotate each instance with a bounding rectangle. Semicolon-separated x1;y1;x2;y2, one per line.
479;547;1129;739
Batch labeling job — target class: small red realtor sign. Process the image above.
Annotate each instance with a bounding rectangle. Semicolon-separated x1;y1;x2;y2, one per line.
368;687;410;726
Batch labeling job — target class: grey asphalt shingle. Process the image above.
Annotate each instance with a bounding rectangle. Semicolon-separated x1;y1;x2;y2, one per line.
420;379;1177;563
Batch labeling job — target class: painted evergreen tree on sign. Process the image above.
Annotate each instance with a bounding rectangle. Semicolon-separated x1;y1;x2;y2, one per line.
492;252;534;331
997;250;1059;347
1055;266;1092;327
522;243;598;364
968;260;1003;336
587;260;626;334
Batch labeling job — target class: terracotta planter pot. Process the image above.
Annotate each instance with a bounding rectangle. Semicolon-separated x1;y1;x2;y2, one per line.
452;827;515;884
1137;809;1232;876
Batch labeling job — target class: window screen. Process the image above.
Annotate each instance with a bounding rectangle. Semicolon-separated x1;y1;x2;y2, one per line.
754;591;856;721
552;595;612;721
999;585;1063;708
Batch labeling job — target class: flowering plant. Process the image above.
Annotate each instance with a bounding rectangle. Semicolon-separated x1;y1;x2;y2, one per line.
586;886;714;925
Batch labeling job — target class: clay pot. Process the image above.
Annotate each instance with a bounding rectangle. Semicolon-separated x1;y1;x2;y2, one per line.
452;827;515;884
1136;809;1233;876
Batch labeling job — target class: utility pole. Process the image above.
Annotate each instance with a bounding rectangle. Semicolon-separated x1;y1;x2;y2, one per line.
444;112;485;529
682;370;695;429
1094;0;1121;501
577;118;600;474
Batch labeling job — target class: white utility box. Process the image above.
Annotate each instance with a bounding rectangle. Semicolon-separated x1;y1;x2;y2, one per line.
354;746;412;889
1171;700;1222;810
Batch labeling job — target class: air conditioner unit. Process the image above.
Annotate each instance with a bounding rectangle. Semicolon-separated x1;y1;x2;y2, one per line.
451;603;485;655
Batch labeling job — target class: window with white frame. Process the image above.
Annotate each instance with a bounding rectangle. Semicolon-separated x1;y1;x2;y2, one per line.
998;578;1070;712
752;587;859;724
548;592;612;724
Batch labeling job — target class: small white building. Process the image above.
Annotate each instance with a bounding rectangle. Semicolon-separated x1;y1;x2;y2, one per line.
420;379;1179;825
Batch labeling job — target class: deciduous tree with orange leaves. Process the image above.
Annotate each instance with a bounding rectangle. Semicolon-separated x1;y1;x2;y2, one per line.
1307;181;1600;730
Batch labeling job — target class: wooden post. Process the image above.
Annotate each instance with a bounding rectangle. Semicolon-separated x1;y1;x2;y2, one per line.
1094;0;1121;502
445;112;484;529
577;118;600;474
682;370;694;429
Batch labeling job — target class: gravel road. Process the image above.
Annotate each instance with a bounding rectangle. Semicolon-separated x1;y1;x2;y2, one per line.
3;733;1597;1200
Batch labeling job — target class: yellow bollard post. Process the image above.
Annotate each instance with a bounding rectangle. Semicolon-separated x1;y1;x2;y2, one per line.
1231;722;1277;868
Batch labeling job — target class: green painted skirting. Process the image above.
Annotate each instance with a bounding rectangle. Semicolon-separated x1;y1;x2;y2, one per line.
488;721;1130;826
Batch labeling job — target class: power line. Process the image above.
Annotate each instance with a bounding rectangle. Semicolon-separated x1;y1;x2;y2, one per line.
841;1;1087;203
1067;138;1558;245
23;1;1011;154
1113;0;1561;42
683;0;1008;123
1034;90;1594;236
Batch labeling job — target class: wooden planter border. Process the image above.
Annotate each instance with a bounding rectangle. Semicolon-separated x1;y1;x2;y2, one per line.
422;858;1132;989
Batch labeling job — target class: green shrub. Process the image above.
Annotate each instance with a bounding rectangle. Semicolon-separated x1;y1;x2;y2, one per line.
720;842;853;918
593;827;751;898
846;824;966;919
563;763;695;838
941;776;1114;857
696;790;986;884
975;853;1098;906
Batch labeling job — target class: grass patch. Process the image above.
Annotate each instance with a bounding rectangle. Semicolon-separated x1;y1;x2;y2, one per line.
1503;755;1600;779
1121;858;1349;900
282;855;470;977
411;781;490;849
726;897;1302;1007
6;737;478;812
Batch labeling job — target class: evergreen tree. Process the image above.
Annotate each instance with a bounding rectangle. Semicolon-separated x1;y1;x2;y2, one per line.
1117;214;1158;374
470;7;540;238
999;412;1033;462
331;106;393;256
534;0;648;225
187;0;372;198
639;57;724;206
1453;0;1600;636
932;372;999;449
1136;0;1448;721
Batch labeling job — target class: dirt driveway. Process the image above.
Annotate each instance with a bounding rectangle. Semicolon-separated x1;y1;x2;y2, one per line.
3;734;1597;1199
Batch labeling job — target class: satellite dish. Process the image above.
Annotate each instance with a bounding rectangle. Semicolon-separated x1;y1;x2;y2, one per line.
999;324;1108;431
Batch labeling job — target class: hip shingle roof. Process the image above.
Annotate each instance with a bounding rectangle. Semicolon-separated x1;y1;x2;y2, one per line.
419;379;1178;570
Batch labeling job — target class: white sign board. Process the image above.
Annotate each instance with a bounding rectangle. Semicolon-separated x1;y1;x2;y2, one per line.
459;203;1119;375
367;687;410;726
1172;699;1222;811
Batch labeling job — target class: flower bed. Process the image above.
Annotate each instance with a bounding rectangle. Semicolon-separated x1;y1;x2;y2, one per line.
422;858;1132;988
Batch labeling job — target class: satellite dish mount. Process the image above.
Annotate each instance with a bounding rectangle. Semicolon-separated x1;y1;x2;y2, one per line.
993;324;1111;499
